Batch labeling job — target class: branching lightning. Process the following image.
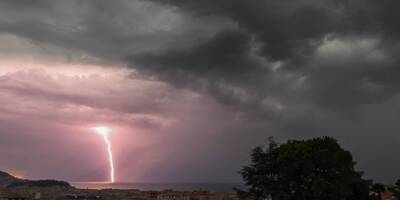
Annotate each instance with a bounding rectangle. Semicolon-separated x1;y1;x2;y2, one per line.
91;126;115;183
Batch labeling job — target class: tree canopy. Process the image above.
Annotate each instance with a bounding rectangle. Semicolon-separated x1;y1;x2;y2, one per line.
239;136;371;200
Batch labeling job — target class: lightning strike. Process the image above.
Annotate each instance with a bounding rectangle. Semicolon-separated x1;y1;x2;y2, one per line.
91;126;115;183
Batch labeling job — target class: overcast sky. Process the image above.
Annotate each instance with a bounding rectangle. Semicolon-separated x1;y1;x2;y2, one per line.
0;0;400;183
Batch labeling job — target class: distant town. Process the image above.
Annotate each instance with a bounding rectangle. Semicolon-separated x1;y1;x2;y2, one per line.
0;171;238;200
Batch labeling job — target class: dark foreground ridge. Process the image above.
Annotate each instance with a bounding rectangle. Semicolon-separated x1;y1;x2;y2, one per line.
0;170;71;189
0;171;19;187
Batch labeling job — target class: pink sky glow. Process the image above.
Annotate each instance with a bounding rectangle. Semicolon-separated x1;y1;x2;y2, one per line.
0;60;252;182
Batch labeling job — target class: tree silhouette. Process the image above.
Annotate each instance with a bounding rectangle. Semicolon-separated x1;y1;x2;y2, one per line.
238;136;371;200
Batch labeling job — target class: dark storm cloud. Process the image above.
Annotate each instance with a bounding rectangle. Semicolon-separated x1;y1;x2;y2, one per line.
133;30;259;81
1;0;400;110
0;0;234;65
131;30;273;109
144;0;373;61
130;0;400;110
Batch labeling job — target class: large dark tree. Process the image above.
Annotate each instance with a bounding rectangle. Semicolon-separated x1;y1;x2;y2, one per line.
239;137;371;200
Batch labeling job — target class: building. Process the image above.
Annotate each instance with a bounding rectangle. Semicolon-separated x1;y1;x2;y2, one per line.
0;197;26;200
381;191;396;200
146;191;158;200
0;190;27;200
157;191;190;200
0;195;26;200
191;191;222;200
58;194;102;200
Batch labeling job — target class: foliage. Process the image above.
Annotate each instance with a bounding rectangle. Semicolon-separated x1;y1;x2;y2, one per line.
239;136;371;200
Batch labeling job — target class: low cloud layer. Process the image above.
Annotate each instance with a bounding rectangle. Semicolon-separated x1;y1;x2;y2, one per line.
0;0;400;183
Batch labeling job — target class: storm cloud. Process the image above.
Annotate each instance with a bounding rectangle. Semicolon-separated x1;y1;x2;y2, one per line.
0;0;400;183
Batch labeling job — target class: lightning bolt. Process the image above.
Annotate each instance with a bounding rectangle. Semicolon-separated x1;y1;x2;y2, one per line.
91;127;115;183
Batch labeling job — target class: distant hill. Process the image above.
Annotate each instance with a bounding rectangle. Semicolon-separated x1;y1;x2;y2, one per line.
0;171;19;187
0;170;71;188
7;179;71;188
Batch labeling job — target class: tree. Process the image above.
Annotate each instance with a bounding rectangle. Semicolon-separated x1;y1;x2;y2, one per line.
239;136;371;200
